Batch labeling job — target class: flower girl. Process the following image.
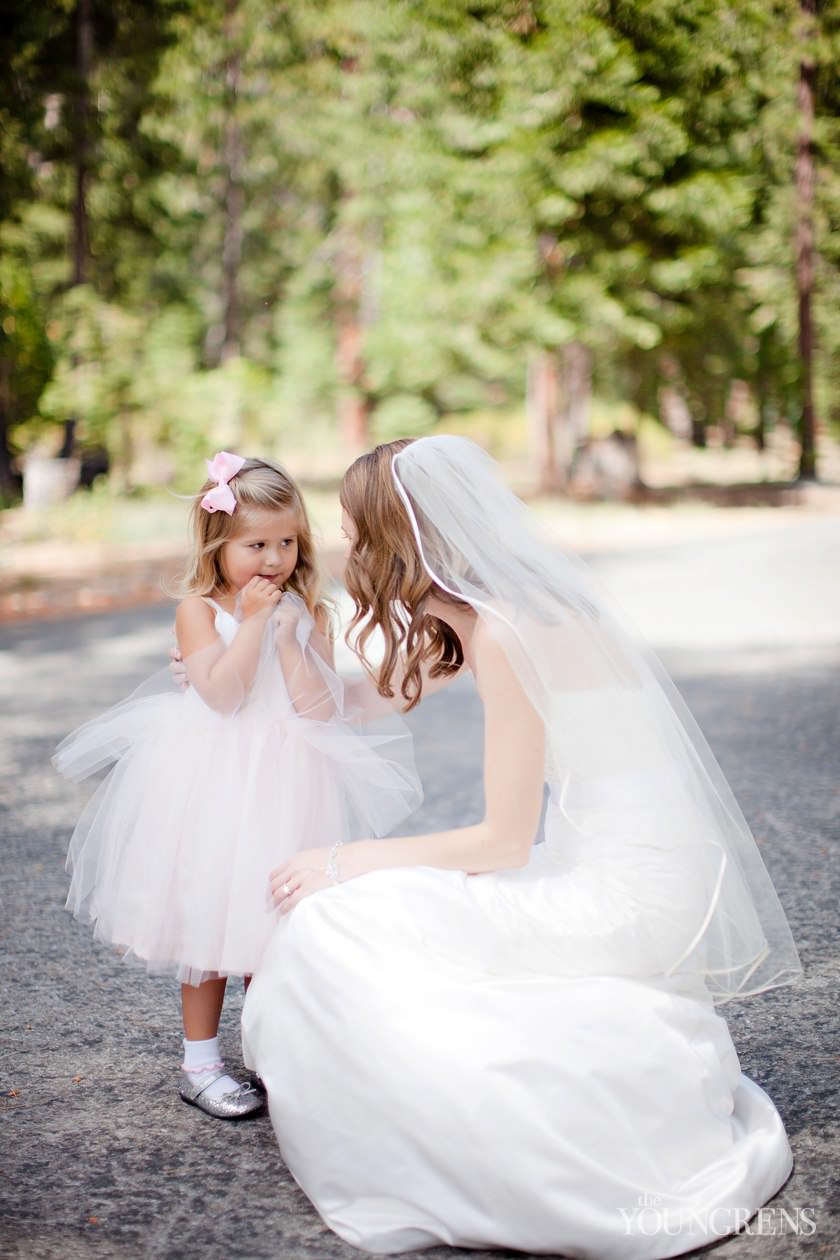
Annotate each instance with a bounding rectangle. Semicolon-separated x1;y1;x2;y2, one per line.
55;453;419;1119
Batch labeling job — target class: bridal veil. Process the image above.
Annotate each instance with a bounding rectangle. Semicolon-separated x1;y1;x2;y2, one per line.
391;435;801;1002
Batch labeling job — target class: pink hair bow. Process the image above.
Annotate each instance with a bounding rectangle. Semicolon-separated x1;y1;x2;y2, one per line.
201;451;246;515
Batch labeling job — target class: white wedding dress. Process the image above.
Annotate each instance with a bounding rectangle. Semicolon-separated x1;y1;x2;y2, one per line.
242;694;793;1258
242;435;797;1257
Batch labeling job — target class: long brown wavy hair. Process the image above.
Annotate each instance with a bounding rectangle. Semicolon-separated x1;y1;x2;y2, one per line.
179;456;326;622
340;439;465;710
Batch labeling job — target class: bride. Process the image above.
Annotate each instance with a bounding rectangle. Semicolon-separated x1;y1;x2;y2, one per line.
242;435;801;1258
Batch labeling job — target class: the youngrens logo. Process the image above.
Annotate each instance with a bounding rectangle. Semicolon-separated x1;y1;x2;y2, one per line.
619;1193;817;1238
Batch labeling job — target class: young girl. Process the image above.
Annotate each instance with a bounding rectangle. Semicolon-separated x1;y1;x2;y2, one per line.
54;452;420;1120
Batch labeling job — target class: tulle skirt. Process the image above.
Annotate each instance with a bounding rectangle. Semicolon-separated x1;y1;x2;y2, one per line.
55;686;419;986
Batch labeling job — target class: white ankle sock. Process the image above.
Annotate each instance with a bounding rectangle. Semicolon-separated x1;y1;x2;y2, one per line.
182;1036;241;1100
182;1035;222;1071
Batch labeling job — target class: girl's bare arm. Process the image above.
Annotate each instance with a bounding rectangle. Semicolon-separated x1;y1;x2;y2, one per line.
175;582;278;714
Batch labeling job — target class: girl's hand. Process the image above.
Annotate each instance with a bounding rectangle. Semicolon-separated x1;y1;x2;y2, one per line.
169;644;189;691
240;576;282;621
273;591;306;645
270;847;334;912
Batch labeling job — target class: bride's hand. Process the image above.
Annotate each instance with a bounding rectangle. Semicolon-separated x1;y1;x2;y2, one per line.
169;644;189;691
270;847;334;912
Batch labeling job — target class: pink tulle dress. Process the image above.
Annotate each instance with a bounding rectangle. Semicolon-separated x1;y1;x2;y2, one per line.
54;595;420;985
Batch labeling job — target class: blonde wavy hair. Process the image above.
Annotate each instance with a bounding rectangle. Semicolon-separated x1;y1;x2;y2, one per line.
179;456;325;620
340;439;465;710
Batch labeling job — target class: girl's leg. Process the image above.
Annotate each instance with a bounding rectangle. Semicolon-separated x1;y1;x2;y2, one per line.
182;977;227;1040
179;978;262;1116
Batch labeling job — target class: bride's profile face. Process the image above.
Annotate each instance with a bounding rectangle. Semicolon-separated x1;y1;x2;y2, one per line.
340;508;358;548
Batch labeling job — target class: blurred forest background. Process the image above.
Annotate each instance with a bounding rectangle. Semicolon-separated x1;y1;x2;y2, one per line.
2;0;839;529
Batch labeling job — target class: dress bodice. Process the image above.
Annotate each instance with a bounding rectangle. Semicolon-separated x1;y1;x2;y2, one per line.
544;685;671;785
206;598;240;646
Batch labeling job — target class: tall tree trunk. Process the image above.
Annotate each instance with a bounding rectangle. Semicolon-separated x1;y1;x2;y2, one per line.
795;0;818;480
562;341;591;445
332;44;371;454
721;383;737;449
62;0;94;460
219;0;243;366
754;328;770;452
72;0;92;289
527;351;561;491
0;361;19;499
334;224;370;452
0;416;17;499
690;410;707;448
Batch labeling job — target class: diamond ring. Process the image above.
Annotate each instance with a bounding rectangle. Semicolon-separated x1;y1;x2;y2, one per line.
282;882;292;897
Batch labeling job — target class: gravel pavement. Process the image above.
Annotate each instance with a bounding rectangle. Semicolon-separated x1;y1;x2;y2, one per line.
1;515;838;1260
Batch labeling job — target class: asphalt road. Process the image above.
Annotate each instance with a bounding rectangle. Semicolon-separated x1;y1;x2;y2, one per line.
1;514;838;1260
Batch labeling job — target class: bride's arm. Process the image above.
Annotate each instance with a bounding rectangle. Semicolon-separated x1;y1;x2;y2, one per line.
271;625;545;909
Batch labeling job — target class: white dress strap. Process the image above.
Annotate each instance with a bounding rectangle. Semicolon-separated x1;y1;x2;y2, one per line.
200;597;240;644
202;596;241;623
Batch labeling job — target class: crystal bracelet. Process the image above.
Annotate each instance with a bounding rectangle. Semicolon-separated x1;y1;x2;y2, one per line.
326;840;344;885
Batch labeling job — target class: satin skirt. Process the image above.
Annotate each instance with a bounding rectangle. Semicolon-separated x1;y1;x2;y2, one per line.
242;848;792;1258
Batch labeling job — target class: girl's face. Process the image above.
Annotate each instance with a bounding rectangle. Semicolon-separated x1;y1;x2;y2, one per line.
220;506;300;593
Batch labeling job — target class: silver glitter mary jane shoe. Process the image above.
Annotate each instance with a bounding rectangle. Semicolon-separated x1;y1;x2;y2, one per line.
179;1067;265;1120
243;1072;266;1098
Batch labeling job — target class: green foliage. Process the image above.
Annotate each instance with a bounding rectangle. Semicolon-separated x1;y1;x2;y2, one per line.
0;254;54;430
2;0;839;500
39;286;140;445
372;394;438;443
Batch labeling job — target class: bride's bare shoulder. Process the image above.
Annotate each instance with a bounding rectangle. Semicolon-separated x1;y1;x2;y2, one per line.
471;614;522;695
